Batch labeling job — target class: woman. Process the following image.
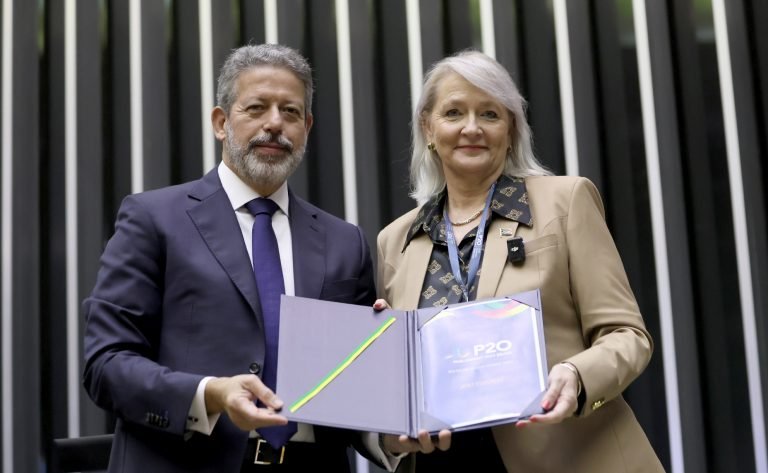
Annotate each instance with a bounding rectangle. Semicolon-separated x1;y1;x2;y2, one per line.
376;50;664;472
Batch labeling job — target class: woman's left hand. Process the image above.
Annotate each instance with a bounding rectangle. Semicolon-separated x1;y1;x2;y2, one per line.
373;299;391;311
381;429;451;454
515;363;580;428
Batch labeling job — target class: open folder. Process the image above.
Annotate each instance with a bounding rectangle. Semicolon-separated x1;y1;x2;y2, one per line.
276;289;548;436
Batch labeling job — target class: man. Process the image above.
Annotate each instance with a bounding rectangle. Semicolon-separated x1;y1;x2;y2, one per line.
83;44;378;473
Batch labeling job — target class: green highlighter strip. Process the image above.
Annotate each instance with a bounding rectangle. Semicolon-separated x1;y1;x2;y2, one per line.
289;316;397;413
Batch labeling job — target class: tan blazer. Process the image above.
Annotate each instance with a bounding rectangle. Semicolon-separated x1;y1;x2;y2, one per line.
377;176;665;473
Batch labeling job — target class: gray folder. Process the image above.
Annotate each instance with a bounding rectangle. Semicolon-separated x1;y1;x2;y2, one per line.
276;289;548;436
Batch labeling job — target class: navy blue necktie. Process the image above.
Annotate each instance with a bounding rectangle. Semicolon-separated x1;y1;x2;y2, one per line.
245;197;297;448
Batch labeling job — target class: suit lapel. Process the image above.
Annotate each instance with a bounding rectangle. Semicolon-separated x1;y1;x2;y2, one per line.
400;235;433;309
187;170;262;321
289;193;325;299
477;218;519;299
477;176;530;298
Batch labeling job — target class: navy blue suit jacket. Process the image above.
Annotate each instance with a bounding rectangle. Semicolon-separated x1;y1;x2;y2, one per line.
83;169;376;473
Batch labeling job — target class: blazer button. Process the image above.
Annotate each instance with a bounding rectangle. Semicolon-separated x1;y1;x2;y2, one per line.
248;362;261;375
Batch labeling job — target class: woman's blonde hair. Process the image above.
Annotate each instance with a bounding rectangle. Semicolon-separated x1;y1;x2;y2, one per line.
410;50;551;205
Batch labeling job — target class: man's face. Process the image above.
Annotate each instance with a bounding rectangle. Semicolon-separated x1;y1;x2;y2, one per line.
218;66;313;193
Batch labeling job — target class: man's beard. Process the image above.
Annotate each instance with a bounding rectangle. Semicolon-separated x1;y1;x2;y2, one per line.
224;124;305;190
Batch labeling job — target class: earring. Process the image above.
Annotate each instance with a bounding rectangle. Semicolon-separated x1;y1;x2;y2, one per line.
427;142;436;152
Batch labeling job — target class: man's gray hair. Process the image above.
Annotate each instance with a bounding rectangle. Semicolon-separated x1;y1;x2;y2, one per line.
216;43;314;118
410;50;551;206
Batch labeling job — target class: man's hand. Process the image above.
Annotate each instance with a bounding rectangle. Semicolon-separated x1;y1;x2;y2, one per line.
205;374;288;431
382;429;451;454
515;362;579;428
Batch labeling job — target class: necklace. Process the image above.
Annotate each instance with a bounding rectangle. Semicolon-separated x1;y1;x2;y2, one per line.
449;206;485;226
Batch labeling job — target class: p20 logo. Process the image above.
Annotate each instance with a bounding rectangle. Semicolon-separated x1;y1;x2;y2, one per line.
473;340;513;357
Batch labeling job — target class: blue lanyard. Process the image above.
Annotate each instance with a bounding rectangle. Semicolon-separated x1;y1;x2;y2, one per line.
443;183;496;302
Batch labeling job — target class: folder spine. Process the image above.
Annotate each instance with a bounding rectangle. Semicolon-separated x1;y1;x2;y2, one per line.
406;310;417;437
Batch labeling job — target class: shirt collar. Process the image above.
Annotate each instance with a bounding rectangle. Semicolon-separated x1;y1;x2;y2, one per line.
403;174;532;250
217;161;290;215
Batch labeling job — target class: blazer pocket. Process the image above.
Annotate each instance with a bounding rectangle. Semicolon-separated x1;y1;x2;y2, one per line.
320;278;358;301
523;234;558;254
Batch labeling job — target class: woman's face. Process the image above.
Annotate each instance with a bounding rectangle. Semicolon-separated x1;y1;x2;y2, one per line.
424;72;511;183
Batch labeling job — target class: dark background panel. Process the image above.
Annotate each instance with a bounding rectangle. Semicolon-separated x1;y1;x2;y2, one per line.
564;0;602;189
375;0;414;221
516;0;564;174
76;0;110;439
746;0;768;450
420;0;446;72
141;0;172;190
210;0;239;171
667;0;752;470
10;0;42;471
747;0;768;227
211;0;238;90
590;0;668;466
493;0;522;83
304;0;344;217
240;0;266;44
444;0;476;53
41;0;68;462
725;0;768;459
276;0;305;51
645;0;706;471
106;0;133;219
348;0;386;250
171;0;205;183
277;0;310;199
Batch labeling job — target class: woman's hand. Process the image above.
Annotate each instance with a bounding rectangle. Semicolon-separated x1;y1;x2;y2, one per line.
381;429;451;454
374;298;449;454
373;299;391;311
516;362;580;428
